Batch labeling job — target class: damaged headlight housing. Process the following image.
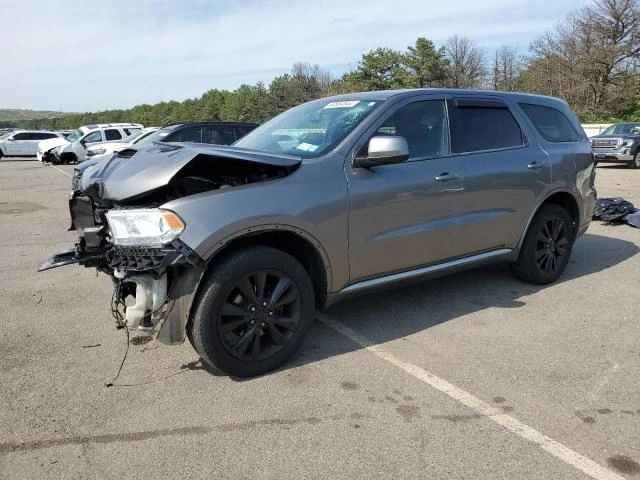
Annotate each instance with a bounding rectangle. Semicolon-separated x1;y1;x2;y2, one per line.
106;209;185;246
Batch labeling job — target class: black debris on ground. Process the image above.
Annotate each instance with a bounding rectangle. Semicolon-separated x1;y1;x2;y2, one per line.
593;198;639;228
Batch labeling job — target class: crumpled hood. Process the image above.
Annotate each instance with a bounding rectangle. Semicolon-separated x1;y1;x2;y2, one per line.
38;137;69;152
80;143;302;202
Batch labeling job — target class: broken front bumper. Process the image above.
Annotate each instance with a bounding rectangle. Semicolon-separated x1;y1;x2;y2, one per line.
39;193;204;343
592;150;634;162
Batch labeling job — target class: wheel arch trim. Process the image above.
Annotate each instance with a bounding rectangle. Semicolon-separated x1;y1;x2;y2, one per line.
516;188;582;250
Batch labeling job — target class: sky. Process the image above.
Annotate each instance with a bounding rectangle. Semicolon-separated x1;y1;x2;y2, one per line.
1;0;590;113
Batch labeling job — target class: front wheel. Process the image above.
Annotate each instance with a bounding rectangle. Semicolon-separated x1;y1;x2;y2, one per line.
189;246;315;377
512;204;575;284
628;152;640;169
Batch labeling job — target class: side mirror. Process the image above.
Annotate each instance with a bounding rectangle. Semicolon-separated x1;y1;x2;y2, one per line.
353;136;409;168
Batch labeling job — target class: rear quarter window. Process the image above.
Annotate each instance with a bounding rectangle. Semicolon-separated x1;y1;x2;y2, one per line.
518;103;580;142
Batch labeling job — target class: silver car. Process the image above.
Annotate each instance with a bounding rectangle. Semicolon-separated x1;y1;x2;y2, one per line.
41;89;597;377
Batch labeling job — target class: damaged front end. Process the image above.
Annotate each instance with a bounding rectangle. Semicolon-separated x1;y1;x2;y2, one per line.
40;142;300;343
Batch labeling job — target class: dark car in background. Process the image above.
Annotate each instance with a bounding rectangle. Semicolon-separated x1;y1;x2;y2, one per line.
72;121;258;189
590;122;640;168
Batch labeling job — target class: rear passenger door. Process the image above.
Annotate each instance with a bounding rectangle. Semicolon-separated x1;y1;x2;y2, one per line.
448;98;551;253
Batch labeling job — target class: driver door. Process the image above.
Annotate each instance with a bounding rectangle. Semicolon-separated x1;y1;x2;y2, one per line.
347;97;466;282
6;133;26;155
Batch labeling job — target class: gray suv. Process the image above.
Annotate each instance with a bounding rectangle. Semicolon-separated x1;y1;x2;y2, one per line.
41;89;597;377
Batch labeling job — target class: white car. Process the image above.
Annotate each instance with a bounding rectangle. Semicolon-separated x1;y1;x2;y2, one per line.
85;127;160;163
0;130;65;158
37;123;143;164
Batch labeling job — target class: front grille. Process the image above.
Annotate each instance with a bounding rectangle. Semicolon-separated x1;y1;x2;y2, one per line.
591;139;619;148
109;246;169;270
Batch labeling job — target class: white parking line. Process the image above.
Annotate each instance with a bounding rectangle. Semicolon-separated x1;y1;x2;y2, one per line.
47;164;72;178
316;312;625;480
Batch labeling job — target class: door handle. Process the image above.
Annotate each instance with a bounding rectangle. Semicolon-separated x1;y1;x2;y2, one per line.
435;172;460;182
527;162;546;170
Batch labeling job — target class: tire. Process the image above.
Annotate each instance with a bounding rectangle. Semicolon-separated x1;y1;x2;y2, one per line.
628;151;640;169
189;246;315;377
511;204;575;285
57;152;76;165
0;149;4;159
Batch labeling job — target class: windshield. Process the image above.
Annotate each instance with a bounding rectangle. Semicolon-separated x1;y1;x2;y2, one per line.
66;129;83;142
234;98;382;156
131;129;158;144
138;128;173;145
122;130;145;143
601;123;640;135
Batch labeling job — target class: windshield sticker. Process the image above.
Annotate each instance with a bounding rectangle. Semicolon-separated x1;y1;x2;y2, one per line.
296;142;315;151
307;145;319;152
323;100;360;109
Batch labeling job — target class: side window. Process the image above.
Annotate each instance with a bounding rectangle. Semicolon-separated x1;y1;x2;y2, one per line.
449;102;524;153
12;133;29;140
83;131;103;144
167;127;202;143
518;103;580;142
32;133;56;140
124;128;141;136
204;126;235;145
374;100;449;159
104;129;122;141
234;125;256;140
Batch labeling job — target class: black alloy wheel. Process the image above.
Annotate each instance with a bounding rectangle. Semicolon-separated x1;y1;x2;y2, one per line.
189;246;315;377
534;217;571;275
512;204;575;284
218;269;302;362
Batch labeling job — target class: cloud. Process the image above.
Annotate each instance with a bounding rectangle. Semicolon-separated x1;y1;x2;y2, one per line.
1;0;586;112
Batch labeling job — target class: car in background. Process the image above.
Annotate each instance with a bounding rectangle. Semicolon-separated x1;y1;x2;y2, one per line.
0;130;65;158
72;121;258;189
590;122;640;168
85;127;160;163
37;123;143;164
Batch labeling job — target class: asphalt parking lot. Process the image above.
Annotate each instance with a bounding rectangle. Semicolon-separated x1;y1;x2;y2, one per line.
1;158;639;479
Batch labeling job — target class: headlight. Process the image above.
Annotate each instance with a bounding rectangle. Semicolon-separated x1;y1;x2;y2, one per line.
88;148;106;156
106;209;185;246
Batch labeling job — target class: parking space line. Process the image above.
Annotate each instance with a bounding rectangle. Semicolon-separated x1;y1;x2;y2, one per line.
316;312;625;480
47;164;72;178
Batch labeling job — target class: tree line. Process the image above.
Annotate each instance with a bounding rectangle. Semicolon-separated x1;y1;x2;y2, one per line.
10;0;640;130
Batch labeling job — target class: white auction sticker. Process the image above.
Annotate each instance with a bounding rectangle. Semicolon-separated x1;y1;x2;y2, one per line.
296;142;314;151
323;100;360;109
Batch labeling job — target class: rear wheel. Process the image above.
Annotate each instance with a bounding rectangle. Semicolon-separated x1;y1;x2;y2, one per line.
512;204;575;284
628;152;640;169
189;246;315;377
